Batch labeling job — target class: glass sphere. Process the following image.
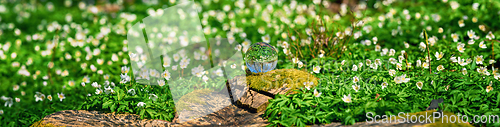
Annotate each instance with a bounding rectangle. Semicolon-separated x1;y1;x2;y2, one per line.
244;42;278;73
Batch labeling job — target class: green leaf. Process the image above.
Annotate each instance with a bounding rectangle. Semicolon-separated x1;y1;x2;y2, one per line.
344;115;353;125
146;109;157;118
117;105;127;113
140;109;146;119
397;92;410;97
102;101;113;109
450;90;461;95
111;104;117;112
471;61;476;70
125;96;142;101
117;89;124;101
497;94;500;107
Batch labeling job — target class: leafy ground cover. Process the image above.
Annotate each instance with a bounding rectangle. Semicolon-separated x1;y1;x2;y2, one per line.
0;0;499;127
265;0;500;126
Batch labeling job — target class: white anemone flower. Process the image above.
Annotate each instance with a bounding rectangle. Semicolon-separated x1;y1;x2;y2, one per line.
342;94;352;103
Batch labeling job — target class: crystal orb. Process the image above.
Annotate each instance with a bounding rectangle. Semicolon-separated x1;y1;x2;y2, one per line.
244;42;278;73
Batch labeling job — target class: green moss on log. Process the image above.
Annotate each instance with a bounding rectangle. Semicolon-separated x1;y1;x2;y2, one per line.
246;69;318;92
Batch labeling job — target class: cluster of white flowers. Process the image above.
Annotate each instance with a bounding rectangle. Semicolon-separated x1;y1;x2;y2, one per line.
394;74;410;84
0;0;146;114
121;66;131;84
191;65;205;78
1;96;13;107
93;80;116;95
33;91;65;102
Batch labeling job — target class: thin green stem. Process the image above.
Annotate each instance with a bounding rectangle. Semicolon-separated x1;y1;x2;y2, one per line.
424;30;432;74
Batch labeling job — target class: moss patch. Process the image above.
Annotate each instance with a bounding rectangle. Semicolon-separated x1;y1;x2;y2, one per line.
30;120;61;127
175;89;214;111
247;69;318;92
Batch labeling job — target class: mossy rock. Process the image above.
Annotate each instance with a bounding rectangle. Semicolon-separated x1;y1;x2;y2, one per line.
246;68;319;93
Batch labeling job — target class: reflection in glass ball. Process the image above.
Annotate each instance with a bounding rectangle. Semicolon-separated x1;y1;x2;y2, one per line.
244;42;278;73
